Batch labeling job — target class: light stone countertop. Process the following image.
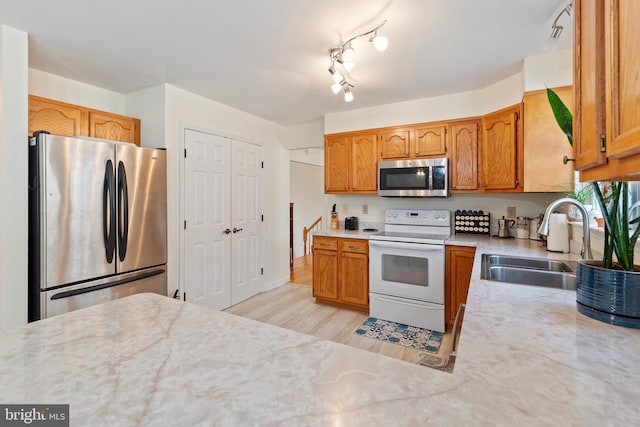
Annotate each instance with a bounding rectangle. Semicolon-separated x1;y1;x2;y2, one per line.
1;236;639;426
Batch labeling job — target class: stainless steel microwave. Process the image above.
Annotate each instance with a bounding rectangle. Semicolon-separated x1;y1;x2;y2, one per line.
378;158;448;197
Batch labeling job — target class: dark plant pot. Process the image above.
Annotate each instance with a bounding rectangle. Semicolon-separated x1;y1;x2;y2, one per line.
576;260;640;328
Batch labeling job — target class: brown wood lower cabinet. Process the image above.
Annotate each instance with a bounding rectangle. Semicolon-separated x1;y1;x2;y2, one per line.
312;236;369;310
445;245;476;328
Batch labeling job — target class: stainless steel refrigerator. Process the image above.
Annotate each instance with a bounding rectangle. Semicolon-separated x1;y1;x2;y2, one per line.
28;132;167;321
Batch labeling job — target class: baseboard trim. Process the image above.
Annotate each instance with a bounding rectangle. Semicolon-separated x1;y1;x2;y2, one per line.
265;275;289;292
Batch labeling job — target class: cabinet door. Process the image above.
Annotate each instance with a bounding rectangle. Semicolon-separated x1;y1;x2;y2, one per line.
380;130;410;159
605;0;640;160
28;96;88;137
450;121;479;191
413;124;447;157
350;133;378;192
313;248;338;300
523;88;575;192
574;0;607;171
324;135;350;193
480;105;522;191
339;251;369;306
89;112;140;145
445;246;476;327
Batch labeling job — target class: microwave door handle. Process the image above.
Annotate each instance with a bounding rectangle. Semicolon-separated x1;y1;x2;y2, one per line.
369;240;444;251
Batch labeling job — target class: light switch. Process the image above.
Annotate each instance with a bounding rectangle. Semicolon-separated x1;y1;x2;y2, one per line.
342;204;349;214
362;204;368;214
507;206;516;218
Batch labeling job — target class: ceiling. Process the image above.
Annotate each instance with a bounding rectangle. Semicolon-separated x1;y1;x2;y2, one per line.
0;0;572;126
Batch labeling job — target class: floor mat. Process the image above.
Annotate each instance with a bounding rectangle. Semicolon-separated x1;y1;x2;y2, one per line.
354;317;443;353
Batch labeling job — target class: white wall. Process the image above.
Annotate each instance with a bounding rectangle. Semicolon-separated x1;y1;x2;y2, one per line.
289;148;324;166
163;84;290;293
285;119;324;150
324;72;526;134
0;26;29;329
290;162;326;258
29;68;126;114
126;85;166;148
523;49;573;91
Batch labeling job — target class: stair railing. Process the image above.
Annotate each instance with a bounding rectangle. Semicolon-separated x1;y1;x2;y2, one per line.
303;216;322;255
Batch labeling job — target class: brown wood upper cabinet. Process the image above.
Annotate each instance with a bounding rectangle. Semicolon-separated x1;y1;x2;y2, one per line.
574;0;640;181
449;119;480;191
379;128;411;159
379;124;447;160
523;87;574;192
413;124;447;157
324;132;377;194
480;104;523;192
28;95;141;146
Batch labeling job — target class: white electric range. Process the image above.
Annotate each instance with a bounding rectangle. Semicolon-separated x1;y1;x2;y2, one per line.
369;209;451;333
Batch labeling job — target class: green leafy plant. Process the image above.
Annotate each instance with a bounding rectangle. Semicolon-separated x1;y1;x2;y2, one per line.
565;183;593;205
547;88;640;270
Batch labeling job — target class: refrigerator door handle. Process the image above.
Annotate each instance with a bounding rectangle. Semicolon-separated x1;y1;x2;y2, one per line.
103;160;116;263
117;161;129;262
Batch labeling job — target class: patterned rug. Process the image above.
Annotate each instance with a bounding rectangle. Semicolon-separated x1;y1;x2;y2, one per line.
354;317;443;353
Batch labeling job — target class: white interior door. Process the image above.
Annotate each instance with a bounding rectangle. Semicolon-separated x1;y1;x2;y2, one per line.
231;140;264;304
184;130;231;310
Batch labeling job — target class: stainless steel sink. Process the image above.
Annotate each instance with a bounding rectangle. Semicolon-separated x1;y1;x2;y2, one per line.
482;254;576;272
480;254;577;290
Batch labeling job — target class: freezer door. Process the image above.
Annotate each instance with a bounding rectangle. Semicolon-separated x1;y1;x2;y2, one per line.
43;135;116;288
116;144;167;272
43;267;167;319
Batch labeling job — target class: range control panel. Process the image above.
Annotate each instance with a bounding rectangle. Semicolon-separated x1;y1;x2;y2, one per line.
384;209;450;226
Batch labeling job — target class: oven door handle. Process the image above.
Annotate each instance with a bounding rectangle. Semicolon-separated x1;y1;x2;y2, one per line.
369;240;444;251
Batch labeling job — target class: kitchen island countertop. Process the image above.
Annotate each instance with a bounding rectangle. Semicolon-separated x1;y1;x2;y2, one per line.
1;237;639;426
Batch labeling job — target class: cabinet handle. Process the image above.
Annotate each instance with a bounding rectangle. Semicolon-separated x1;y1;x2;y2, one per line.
332;254;336;257
342;254;345;258
352;186;355;190
482;183;487;188
344;186;347;190
515;179;520;186
452;184;456;189
319;243;330;247
232;227;243;233
348;245;359;249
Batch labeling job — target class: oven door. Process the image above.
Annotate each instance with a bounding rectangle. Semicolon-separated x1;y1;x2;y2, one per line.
369;240;444;303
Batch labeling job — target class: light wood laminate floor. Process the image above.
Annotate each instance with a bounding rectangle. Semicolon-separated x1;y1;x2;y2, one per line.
224;283;453;365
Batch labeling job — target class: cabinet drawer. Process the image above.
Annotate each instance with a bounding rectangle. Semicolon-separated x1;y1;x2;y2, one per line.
340;239;368;254
313;236;338;250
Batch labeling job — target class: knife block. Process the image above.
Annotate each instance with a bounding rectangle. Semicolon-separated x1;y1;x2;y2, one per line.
331;212;339;230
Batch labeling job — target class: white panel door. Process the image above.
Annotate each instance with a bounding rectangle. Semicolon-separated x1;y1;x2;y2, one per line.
231;140;264;304
184;130;232;310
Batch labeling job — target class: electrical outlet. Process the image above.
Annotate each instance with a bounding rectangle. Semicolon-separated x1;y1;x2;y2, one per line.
362;204;368;214
507;206;516;218
342;204;349;214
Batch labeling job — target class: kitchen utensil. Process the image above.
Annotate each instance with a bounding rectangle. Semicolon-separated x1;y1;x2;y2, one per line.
516;216;529;239
497;216;515;238
529;215;543;240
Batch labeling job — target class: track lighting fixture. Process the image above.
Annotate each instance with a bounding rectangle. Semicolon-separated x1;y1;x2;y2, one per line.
328;20;388;102
543;2;572;51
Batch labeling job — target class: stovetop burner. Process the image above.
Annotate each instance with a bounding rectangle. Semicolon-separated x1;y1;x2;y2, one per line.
369;209;452;244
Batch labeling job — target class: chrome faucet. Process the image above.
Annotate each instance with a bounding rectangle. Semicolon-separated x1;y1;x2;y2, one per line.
538;198;593;259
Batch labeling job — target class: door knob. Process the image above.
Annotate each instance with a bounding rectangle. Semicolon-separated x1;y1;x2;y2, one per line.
223;228;231;234
233;227;243;233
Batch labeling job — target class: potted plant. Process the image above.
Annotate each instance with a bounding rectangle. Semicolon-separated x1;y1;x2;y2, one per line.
548;88;640;328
